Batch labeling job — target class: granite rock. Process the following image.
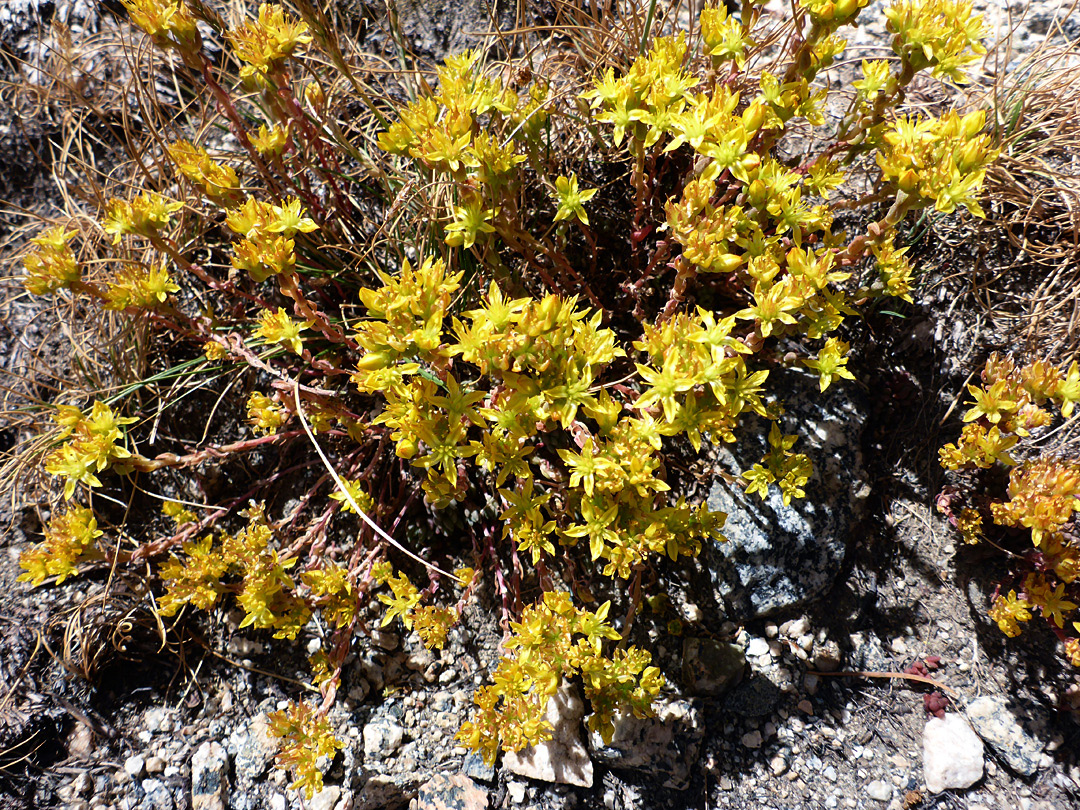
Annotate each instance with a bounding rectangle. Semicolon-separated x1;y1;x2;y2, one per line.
410;773;488;810
966;696;1044;776
229;712;279;785
589;699;704;790
503;684;593;787
705;369;869;618
191;742;229;810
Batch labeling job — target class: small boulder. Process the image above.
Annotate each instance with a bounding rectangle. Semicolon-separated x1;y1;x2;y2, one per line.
410;774;488;810
503;684;593;787
704;370;869;619
681;637;745;696
191;742;229;810
923;714;984;793
589;700;703;790
966;696;1043;776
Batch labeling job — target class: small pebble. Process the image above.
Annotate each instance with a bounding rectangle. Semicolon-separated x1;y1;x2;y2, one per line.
124;755;145;778
145;757;166;774
741;730;763;749
865;780;892;802
747;638;770;657
507;782;527;803
770;755;788;776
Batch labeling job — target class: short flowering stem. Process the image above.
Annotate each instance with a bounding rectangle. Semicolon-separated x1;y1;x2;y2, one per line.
271;75;350;219
148;235;274;310
660;257;697;322
620;568;643;641
276;271;351;346
837;193;915;264
126;429;305;475
197;59;283;198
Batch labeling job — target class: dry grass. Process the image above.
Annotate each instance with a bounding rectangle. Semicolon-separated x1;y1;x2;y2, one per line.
971;10;1080;363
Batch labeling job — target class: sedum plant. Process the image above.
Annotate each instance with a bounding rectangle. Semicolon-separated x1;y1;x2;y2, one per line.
15;0;998;796
939;354;1080;665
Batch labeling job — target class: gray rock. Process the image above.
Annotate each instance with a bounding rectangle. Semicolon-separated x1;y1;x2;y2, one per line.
705;370;868;618
347;0;518;62
124;755;146;778
865;780;892;802
462;751;495;783
230;713;280;785
190;742;229;810
363;716;405;759
681;637;745;696
411;773;488;810
966;697;1044;776
354;772;430;810
308;785;340;810
923;714;984;793
589;700;703;790
741;730;763;749
139;779;175;810
503;683;593;787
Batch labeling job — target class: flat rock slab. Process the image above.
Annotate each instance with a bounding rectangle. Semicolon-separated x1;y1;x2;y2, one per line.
411;773;488;810
503;684;593;787
705;370;869;618
966;696;1044;776
589;700;704;790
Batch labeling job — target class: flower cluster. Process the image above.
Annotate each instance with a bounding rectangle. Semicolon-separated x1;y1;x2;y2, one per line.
941;354;1080;664
22;225;81;295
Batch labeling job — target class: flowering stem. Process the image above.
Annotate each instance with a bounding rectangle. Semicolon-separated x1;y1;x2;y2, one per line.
276;271;351;346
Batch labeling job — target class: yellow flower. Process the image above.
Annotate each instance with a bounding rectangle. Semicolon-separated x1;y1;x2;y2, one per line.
121;0;200;59
104;261;180;309
255;307;308;354
247;392;285;435
444;195;497;249
267;197;319;237
802;337;857;392
101;193;183;244
23;225;80;295
227;4;312;80
251;124;290;158
552;174;599;226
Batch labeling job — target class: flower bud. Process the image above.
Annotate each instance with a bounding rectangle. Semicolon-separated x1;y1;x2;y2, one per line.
742;101;766;134
739;153;762;176
961;111;986;140
713;253;745;274
305;82;326;110
747;179;768;207
956;140;984;172
834;0;860;21
814;2;835;22
396;437;419;459
356;351;393;371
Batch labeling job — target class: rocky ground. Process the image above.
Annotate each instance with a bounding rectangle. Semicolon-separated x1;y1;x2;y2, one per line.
3;2;1080;810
